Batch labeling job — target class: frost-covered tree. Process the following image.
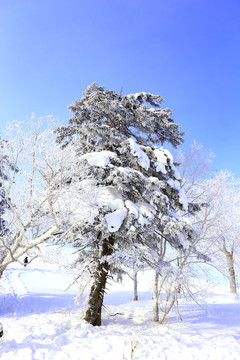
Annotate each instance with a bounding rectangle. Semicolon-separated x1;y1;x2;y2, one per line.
55;83;195;326
199;171;240;295
0;118;89;280
177;143;240;295
0;136;16;276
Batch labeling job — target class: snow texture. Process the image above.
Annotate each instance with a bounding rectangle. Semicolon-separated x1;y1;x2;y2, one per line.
125;200;139;218
178;188;189;211
81;151;117;167
1;248;240;360
129;138;150;170
105;208;128;232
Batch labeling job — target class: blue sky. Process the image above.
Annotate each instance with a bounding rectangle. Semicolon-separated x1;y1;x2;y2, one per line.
1;0;240;176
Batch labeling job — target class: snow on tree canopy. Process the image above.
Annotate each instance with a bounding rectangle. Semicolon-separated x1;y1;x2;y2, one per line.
54;83;195;326
105;208;128;232
56;82;184;149
81;151;117;168
129;138;150;170
55;82;192;257
153;148;168;174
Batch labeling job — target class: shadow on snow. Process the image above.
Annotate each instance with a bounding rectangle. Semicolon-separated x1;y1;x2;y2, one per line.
0;292;79;317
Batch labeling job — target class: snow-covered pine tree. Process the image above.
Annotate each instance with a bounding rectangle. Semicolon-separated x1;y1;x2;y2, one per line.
55;83;194;326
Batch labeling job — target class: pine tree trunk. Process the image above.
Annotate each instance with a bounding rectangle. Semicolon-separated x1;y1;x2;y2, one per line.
0;266;5;278
153;271;159;322
84;236;114;326
133;271;138;301
225;250;237;295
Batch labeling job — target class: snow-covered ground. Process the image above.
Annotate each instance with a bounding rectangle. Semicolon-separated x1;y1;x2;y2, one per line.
0;250;240;359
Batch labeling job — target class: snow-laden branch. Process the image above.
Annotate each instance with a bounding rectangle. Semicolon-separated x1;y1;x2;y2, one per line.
1;225;58;268
0;117;92;275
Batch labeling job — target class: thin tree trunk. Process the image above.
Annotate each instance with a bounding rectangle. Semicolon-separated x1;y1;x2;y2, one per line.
225;250;237;295
153;271;159;322
159;291;176;324
133;271;138;301
0;265;6;278
84;236;114;326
